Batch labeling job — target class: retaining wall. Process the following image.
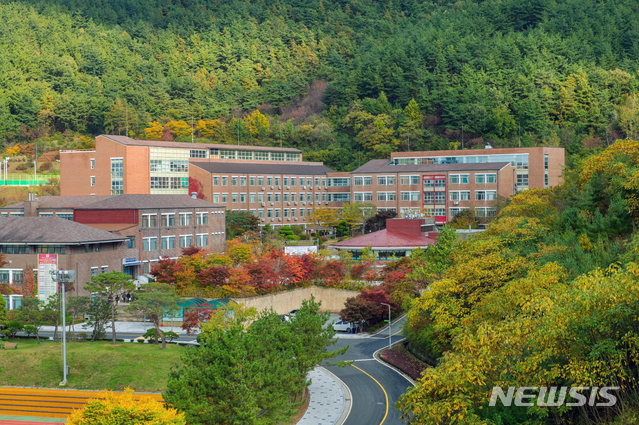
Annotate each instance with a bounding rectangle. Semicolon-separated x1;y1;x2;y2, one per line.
232;286;359;314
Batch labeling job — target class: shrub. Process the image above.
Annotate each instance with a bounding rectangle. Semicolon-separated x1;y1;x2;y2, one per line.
2;321;24;338
39;162;52;172
66;388;185;425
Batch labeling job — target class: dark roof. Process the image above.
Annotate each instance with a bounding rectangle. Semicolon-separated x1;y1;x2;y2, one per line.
190;161;334;175
2;195;112;210
330;228;436;249
351;160;512;174
101;135;301;153
76;195;224;210
0;217;126;244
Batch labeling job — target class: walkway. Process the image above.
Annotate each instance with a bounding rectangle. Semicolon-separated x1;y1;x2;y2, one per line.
298;368;350;425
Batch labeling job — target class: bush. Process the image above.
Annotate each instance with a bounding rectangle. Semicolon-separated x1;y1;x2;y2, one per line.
66;388;185;425
298;234;309;240
2;321;24;338
39;162;52;172
291;225;304;236
286;235;299;241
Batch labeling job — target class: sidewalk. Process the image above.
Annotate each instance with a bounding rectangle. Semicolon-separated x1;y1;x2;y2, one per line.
297;368;350;425
39;321;188;335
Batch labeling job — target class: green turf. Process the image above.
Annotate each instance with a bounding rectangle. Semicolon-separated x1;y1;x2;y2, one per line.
0;339;185;392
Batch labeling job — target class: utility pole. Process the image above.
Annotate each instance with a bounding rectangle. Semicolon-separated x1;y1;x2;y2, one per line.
191;116;194;143
407;128;410;152
125;104;129;136
381;302;391;348
519;123;521;148
51;270;74;386
462;125;464;149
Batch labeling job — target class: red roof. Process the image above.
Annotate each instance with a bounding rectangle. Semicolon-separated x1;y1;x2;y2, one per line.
330;228;436;249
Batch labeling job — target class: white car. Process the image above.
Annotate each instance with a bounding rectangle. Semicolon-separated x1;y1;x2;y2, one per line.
333;321;356;332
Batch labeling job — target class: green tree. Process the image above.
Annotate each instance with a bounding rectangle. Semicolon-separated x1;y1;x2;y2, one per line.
125;282;180;350
341;202;377;235
84;272;134;345
226;210;259;239
17;297;50;344
85;298;112;341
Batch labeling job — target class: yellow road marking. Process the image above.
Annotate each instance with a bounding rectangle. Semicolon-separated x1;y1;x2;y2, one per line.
351;364;389;425
382;329;403;339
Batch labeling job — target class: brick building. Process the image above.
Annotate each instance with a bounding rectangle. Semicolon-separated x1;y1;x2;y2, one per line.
60;135;303;197
349;160;515;224
0;195;225;292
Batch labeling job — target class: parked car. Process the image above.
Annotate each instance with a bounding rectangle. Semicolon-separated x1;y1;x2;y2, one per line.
289;309;299;318
333;321;357;332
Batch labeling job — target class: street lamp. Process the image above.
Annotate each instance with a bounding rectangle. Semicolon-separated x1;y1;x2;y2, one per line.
33;161;37;182
381;302;391;349
50;270;75;386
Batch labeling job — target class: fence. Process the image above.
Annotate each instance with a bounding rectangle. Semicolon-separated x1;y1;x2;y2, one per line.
0;174;53;186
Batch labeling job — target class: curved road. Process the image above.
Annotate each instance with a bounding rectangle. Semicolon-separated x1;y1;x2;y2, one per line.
325;317;413;425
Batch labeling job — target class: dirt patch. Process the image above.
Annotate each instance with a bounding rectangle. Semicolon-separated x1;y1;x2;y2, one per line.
292;387;309;424
379;341;429;381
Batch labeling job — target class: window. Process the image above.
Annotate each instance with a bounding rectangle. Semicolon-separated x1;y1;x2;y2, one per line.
37;245;65;254
10;212;23;217
545;172;549;188
240;193;246;203
222;194;228;203
126;236;135;249
424;192;434;203
460;191;470;201
545;153;549;170
400;175;420;185
213;194;220;203
111;158;123;195
377;192;396;201
232;194;238;203
143;237;157;251
291;193;297;202
151;177;169;188
267;209;273;218
286;153;300;161
475;174;496;184
258;177;264;186
476;191;486;201
250;177;256;186
169;160;189;173
90;158;95;169
179;213;192;226
91;176;95;187
274;209;281;218
190;149;207;158
221;177;228;186
196;234;208;247
479;190;497;200
283;177;289;186
101;266;108;274
196;212;208;225
315;178;320;187
327;193;350;202
238;151;253;160
142;214;157;228
240;177;246;186
160;236;175;250
299;209;304;217
450;191;459;201
449;175;459;184
306;178;312;186
435;179;445;189
213;177;219;186
284;209;289;218
435;207;446;216
354;192;372;201
272;152;284;161
267;177;273;186
57;213;73;220
257;193;263;202
232;177;238;186
322;178;326;187
291;209;296;217
91;267;98;277
400;192;420;201
179;235;193;248
274;177;280;186
250;193;256;203
85;244;92;253
257;210;264;218
274;193;280;202
267;193;273;202
283;193;289;202
328;178;350;187
161;214;175;227
306;193;312;201
0;245;29;254
517;174;529;186
95;244;101;252
476;207;497;217
315;193;320;202
39;213;53;217
435;192;446;203
292;177;297;186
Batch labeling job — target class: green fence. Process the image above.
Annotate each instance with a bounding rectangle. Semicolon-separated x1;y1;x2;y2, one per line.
0;174;52;186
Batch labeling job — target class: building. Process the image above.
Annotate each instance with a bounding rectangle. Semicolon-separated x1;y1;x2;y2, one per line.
0;217;129;299
390;146;564;192
189;161;337;227
58;136;564;227
330;218;438;259
60;135;303;197
349;160;515;224
0;195;226;291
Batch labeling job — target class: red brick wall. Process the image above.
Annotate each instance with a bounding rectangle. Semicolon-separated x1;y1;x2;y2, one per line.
124;145;151;194
74;209;138;224
60;151;94;196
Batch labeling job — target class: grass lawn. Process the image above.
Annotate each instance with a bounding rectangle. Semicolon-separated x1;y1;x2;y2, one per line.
0;339;185;392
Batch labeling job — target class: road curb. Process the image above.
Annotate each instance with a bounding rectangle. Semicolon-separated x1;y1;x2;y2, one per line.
318;366;352;425
367;313;407;337
372;339;417;387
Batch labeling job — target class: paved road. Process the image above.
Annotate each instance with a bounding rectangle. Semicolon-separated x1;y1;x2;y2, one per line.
33;330;199;343
325;317;412;425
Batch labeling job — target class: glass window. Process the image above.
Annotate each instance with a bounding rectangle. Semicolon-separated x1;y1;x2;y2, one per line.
196;234;208;247
327;193;351;202
161;236;175;249
110;158;123;195
449;175;459;184
476;174;485;184
37;245;65;254
354;177;363;186
424;192;434;203
221;194;228;203
101;266;108;274
232;194;238;203
240;193;246;203
91;267;98;277
460;174;470;184
213;194;220;203
179;213;192;226
196;212;208;225
142;214;157;228
487;174;496;183
57;213;73;220
90;176;95;187
126;236;135;249
258;177;264;186
240;177;246;186
190;150;207;158
267;177;273;186
161;214;175;227
179;235;193;248
274;193;280;202
460;191;470;201
250;177;256;186
476;191;486;201
400;175;420;185
143;237;157;251
291;177;296;186
221;177;228;186
328;178;350;187
435;192;446;203
90;158;95;169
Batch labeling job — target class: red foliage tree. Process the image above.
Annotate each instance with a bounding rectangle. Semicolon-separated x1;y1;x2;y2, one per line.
181;306;214;335
150;258;182;285
320;261;346;286
188;177;205;199
181;245;203;256
197;266;230;288
245;260;279;293
359;288;397;315
379;270;406;294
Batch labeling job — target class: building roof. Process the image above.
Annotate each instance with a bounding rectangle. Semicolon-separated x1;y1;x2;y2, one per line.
84;223;138;232
330;228;437;250
190;161;334;175
101;135;302;153
76;194;224;210
2;195;112;210
0;217;126;244
351;159;512;174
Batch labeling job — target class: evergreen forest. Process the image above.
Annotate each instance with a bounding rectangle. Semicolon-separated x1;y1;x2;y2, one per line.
1;0;639;170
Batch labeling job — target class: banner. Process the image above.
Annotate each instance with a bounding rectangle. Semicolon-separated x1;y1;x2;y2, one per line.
284;245;318;256
38;253;58;302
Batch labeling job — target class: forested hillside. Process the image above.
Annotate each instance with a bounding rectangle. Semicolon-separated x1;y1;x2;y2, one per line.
1;0;639;170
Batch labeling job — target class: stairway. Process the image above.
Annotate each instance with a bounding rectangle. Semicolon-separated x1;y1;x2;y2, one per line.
0;387;164;419
115;304;146;322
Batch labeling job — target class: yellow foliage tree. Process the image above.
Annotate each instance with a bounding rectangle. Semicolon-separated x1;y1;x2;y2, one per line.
5;145;20;156
243;109;270;137
166;120;191;138
144;121;163;140
309;207;341;228
196;119;225;139
66;388;185;425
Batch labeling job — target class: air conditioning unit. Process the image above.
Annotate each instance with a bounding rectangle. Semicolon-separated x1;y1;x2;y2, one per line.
261;187;265;191
286;186;290;190
287;218;291;221
270;202;274;206
278;218;282;222
294;217;298;221
325;202;329;205
310;202;313;205
287;202;290;206
294;202;298;205
454;201;459;205
302;202;306;206
261;218;265;222
303;186;306;189
261;202;265;207
278;186;282;190
309;186;313;190
271;186;274;189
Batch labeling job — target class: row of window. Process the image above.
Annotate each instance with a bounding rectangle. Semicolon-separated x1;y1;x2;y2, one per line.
209;149;300;162
213;192;354;204
394;154;529;169
150;177;189;189
142;232;224;251
150;159;189;173
256;208;312;219
141;211;218;228
111;158;123;195
449;173;497;184
449;207;497;218
213;176;325;188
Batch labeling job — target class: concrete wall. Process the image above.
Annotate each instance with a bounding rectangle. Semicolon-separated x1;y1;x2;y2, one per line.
232;286;359;314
